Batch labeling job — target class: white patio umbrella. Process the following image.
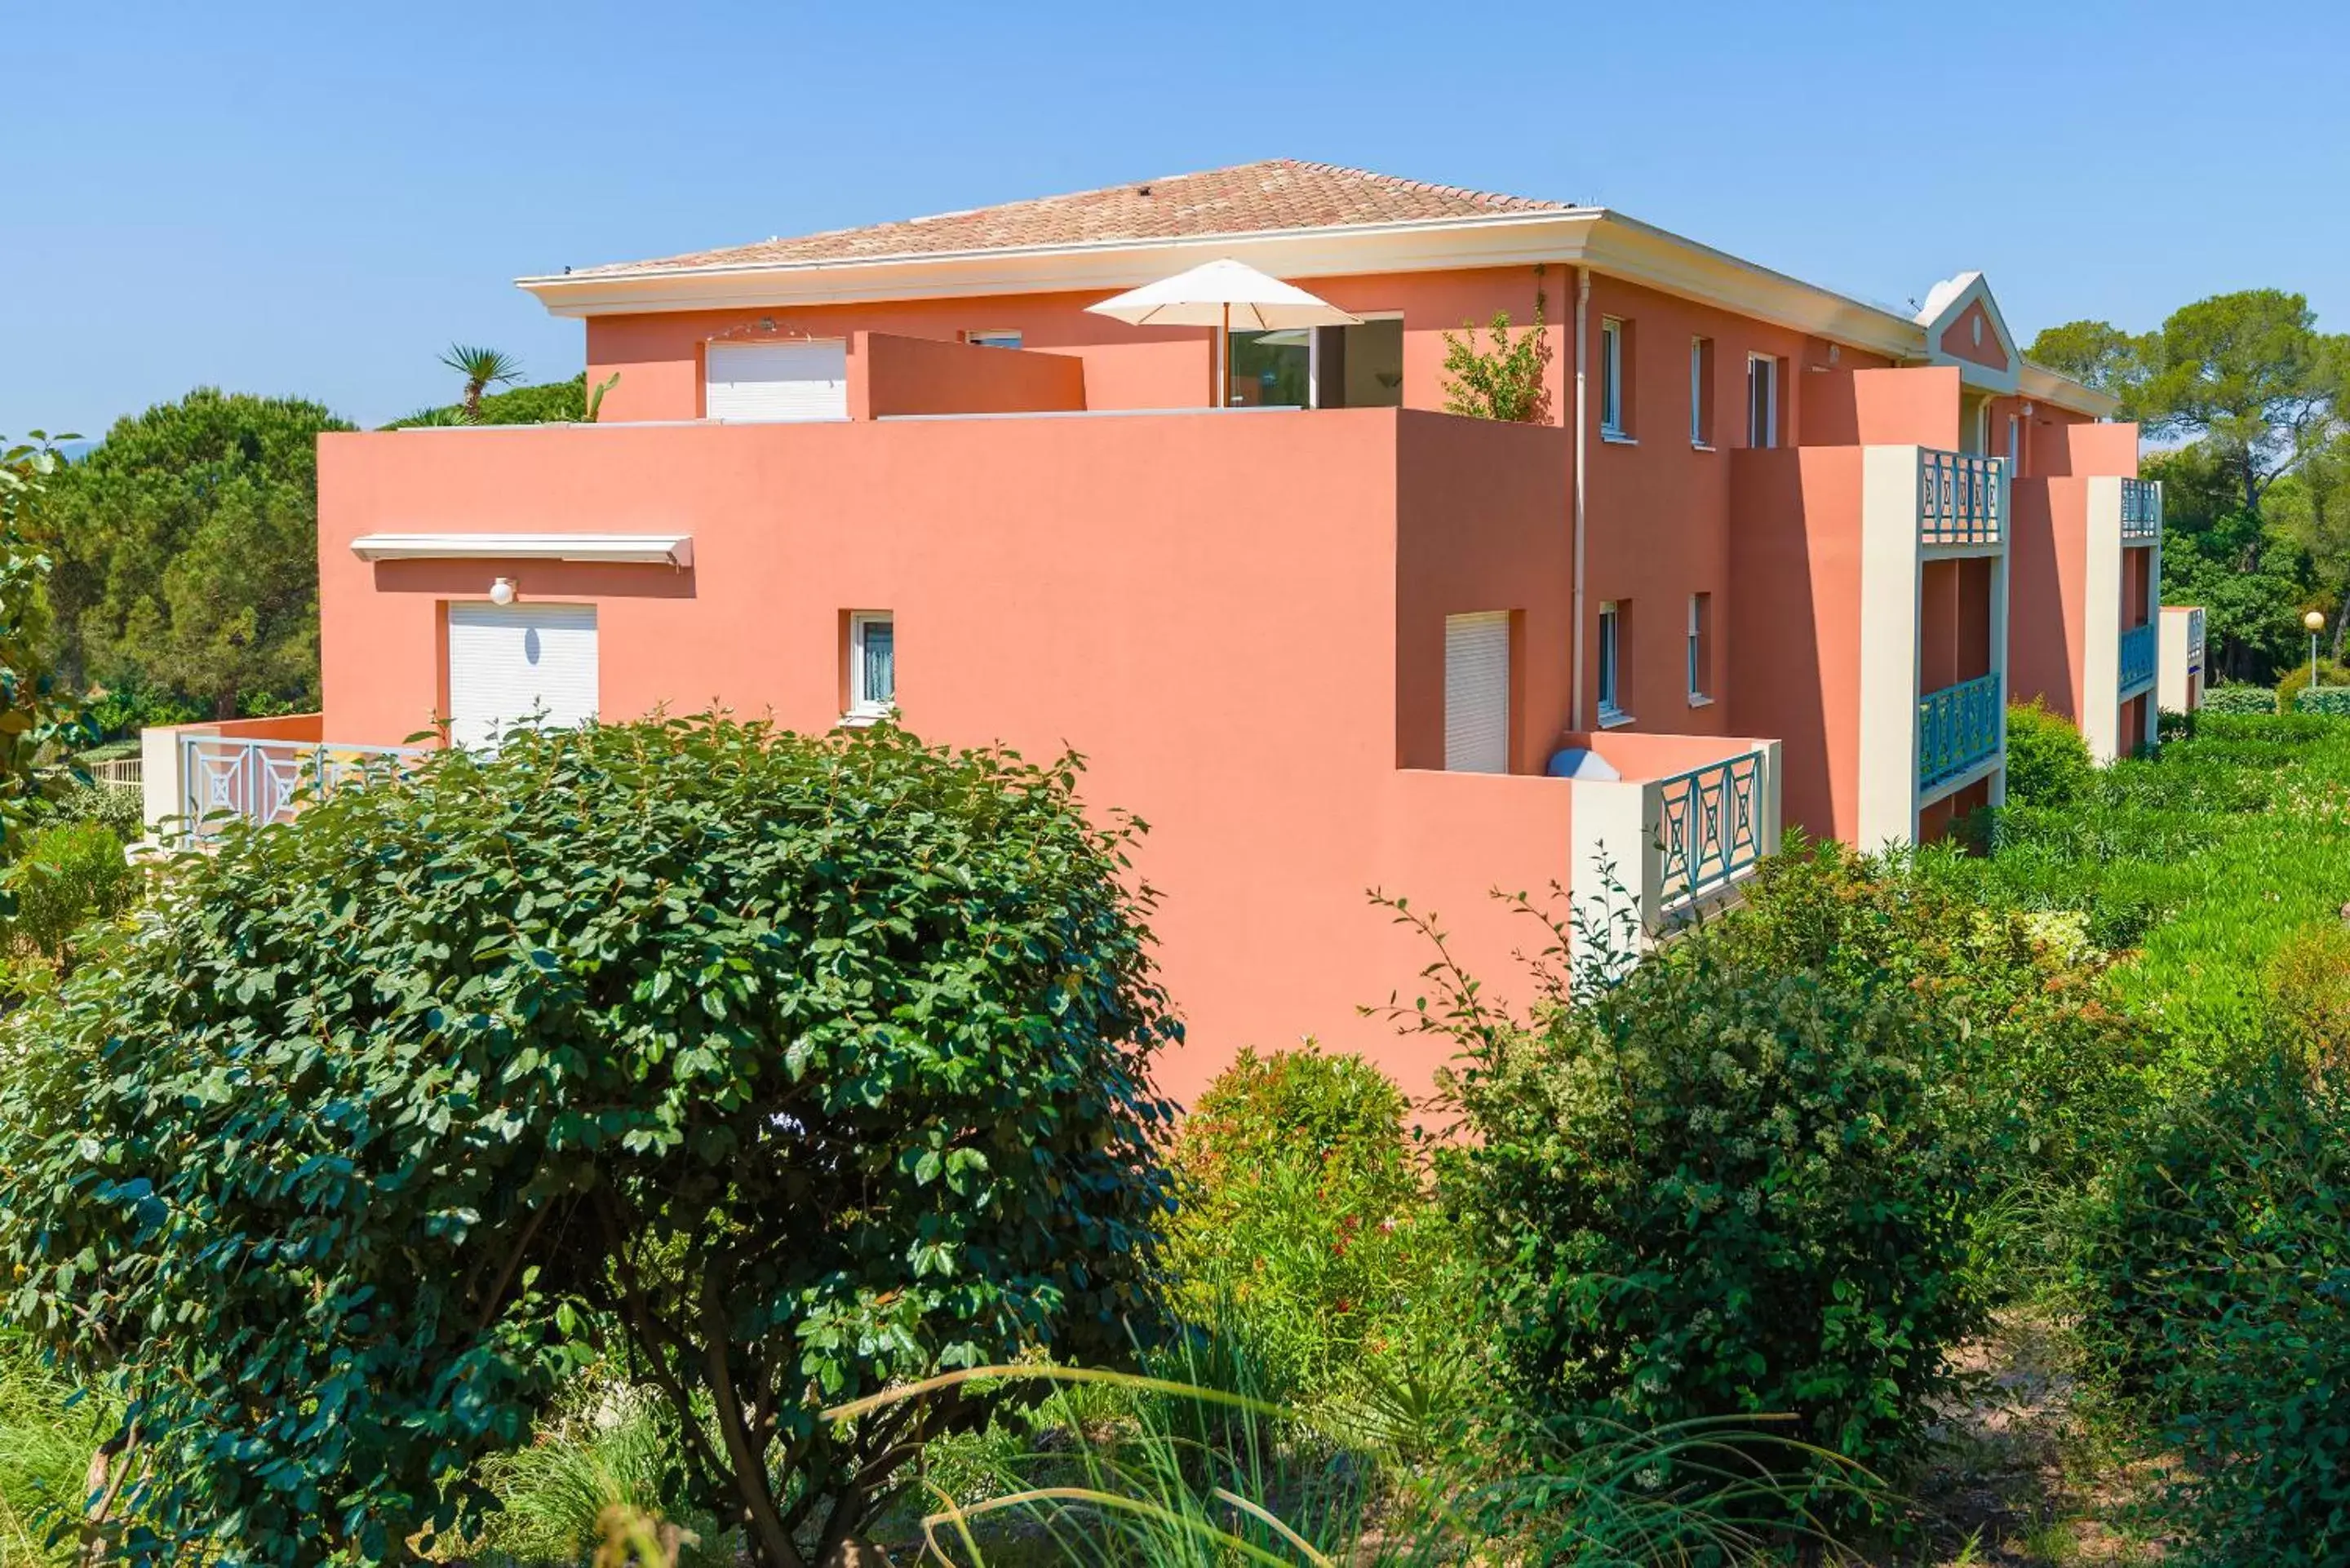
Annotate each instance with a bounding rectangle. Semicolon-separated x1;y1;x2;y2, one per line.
1087;257;1361;407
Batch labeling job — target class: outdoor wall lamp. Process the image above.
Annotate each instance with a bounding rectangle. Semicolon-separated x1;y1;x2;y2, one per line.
490;576;517;606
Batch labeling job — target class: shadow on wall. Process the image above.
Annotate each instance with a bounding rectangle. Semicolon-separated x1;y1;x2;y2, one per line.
1725;446;1837;842
2006;480;2076;721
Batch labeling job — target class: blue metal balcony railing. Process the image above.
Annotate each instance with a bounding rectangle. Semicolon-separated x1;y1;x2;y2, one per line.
2119;622;2157;696
1918;673;2003;790
1656;751;1766;911
1919;449;2006;547
2121;478;2162;543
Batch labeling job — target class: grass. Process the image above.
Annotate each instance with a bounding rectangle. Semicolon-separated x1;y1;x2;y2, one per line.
1943;712;2350;1065
0;1333;113;1567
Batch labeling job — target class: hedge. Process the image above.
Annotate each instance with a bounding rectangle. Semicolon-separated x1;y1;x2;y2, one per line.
2293;687;2350;717
2202;684;2278;715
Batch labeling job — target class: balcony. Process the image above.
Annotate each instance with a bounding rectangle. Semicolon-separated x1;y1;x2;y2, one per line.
1656;751;1769;912
1918;449;2006;549
1918;672;2002;791
2118;621;2157;698
1561;733;1783;959
2120;478;2162;543
141;717;422;842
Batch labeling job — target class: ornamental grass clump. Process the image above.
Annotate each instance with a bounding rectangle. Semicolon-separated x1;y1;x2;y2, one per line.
0;715;1180;1568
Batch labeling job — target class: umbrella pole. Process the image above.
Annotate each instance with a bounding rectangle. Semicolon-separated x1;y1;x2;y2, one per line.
1220;302;1229;409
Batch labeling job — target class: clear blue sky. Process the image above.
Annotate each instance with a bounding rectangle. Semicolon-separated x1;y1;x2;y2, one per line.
8;0;2347;438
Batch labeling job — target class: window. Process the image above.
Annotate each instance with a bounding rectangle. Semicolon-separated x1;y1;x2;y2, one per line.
1687;592;1713;703
446;603;599;753
1310;316;1404;409
1232;317;1405;409
705;340;849;422
1598;600;1630;724
2006;412;2020;467
848;612;895;720
1599;317;1629;437
1690;337;1715;446
1443;612;1511;773
962;330;1022;350
1745;354;1779;448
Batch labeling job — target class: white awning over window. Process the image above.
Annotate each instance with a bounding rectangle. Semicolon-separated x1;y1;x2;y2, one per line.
350;533;694;567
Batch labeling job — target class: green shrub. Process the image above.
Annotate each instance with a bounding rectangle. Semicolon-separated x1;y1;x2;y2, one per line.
2264;923;2350;1063
4;820;137;969
2080;1056;2350;1564
1429;893;1988;1504
2276;657;2350;710
1740;840;2148;1191
0;716;1178;1566
81;676;202;739
2201;682;2278;715
2004;700;2095;807
2296;685;2350;717
46;779;143;844
1164;1048;1470;1442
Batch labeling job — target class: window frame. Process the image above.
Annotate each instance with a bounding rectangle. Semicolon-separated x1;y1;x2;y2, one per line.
1597;600;1631;725
962;330;1023;350
1687;591;1713;705
847;610;896;720
1307;311;1404;410
1745;352;1779;449
1690;336;1715;448
1599;317;1628;438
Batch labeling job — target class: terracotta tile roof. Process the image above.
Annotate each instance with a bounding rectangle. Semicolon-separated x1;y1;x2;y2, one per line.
571;159;1567;277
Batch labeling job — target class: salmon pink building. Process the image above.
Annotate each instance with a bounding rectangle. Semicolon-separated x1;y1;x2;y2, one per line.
146;161;2145;1100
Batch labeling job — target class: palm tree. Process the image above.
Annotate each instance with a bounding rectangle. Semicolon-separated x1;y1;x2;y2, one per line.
438;344;523;421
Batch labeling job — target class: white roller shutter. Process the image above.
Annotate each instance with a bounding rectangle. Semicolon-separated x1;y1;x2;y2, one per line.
1443;612;1510;773
446;603;599;752
704;340;849;422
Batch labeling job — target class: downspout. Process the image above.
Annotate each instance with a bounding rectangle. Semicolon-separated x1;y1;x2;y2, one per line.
1571;266;1590;732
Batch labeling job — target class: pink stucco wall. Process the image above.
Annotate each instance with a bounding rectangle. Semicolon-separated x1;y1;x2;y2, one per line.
849;331;1086;419
1939;300;2011;373
1799;367;1964;449
2010;477;2091;723
1725;445;1865;844
318;410;1613;1101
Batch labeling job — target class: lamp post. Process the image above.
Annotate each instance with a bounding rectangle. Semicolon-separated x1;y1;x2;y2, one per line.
2307;609;2328;693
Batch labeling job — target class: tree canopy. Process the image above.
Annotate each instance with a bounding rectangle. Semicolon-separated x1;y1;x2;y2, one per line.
2029;290;2348;521
40;389;351;720
0;716;1177;1567
0;433;89;848
2033;290;2350;680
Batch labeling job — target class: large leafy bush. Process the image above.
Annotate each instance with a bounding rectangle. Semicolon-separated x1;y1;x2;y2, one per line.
1424;886;1988;1501
2080;1056;2350;1564
0;716;1178;1567
2003;699;2094;807
1740;841;2148;1191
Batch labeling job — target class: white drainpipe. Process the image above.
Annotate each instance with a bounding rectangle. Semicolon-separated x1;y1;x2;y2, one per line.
1571;266;1590;733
